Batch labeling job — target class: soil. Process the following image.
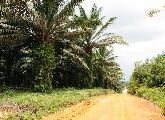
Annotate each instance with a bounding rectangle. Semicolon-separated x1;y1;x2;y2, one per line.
42;94;165;120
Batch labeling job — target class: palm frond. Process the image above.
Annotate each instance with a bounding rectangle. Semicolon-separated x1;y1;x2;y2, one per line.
93;35;127;48
57;0;84;22
147;9;160;17
0;23;25;47
62;28;93;41
2;0;85;44
90;3;102;20
92;17;117;40
79;5;88;19
63;49;89;70
70;44;88;56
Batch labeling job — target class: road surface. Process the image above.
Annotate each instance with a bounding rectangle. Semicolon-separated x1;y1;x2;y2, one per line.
43;94;164;120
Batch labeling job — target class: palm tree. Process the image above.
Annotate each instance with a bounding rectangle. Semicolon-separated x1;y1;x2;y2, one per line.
73;4;127;87
0;0;85;92
1;0;86;44
93;47;123;90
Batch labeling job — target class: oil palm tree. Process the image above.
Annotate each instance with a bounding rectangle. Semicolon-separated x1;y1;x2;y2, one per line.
1;0;86;44
73;4;127;87
93;46;123;90
0;0;85;92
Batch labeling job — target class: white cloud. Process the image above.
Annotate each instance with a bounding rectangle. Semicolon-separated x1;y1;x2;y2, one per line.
114;37;165;81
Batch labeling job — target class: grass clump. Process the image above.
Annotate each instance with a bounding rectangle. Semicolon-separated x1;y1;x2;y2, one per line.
0;88;113;120
136;86;165;115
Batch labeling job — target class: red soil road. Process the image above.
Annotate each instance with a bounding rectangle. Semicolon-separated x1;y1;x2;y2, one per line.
42;94;165;120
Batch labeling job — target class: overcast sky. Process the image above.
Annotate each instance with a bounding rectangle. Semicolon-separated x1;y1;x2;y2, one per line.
81;0;165;81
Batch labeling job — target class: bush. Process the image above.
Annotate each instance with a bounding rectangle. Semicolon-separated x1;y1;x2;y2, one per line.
33;44;56;92
128;54;165;94
135;86;146;97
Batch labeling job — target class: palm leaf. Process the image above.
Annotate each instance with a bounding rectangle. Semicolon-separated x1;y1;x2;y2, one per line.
92;17;117;40
70;44;88;56
0;24;25;47
63;49;89;70
79;5;88;19
93;35;127;48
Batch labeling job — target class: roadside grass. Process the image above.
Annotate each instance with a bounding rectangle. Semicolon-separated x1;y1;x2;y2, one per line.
136;87;165;115
0;88;113;120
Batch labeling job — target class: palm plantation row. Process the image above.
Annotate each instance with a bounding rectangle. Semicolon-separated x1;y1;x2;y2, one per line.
0;0;126;92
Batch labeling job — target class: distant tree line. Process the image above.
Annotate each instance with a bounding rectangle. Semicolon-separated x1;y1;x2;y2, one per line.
0;0;126;92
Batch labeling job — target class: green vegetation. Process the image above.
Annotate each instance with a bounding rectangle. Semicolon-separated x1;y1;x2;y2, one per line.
0;88;113;119
128;53;165;114
136;87;165;108
33;44;56;92
0;1;125;119
72;4;126;88
0;0;125;92
0;0;164;119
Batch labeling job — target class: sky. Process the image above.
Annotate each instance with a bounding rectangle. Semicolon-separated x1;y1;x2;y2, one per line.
81;0;165;81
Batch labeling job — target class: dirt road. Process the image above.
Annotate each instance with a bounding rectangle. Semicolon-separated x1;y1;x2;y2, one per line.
43;94;165;120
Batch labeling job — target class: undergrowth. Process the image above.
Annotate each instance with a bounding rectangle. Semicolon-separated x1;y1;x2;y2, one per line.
0;88;113;120
135;86;165;115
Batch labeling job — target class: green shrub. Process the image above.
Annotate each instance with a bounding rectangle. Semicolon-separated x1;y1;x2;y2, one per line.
33;43;56;92
128;54;165;92
135;86;147;97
